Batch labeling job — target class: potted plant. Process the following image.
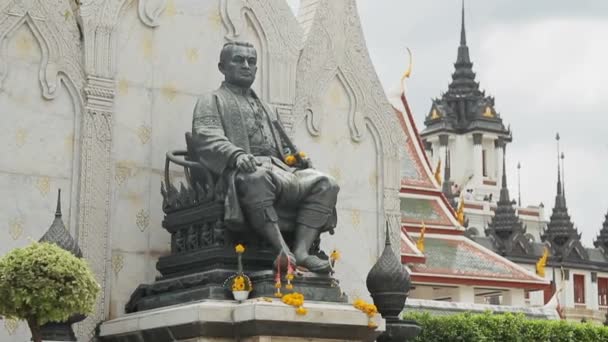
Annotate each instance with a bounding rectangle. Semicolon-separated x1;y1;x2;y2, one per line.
224;244;253;301
0;242;100;342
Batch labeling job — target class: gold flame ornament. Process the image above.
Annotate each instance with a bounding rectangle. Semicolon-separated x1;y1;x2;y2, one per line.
400;47;413;94
536;247;549;277
416;221;426;253
456;198;466;226
434;159;442;185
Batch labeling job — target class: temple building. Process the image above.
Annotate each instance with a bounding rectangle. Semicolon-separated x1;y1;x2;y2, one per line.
415;3;608;323
420;3;546;246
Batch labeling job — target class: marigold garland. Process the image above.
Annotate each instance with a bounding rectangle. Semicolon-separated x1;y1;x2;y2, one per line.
353;298;379;328
282;292;307;315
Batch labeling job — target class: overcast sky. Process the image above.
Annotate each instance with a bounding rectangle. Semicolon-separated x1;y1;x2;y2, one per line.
287;0;608;245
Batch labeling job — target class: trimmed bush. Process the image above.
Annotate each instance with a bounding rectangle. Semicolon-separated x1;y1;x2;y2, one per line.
0;242;100;342
403;311;608;342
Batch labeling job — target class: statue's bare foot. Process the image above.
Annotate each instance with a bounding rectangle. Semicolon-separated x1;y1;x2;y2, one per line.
297;255;332;274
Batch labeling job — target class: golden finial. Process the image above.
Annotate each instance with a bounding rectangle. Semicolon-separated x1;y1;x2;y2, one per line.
400;47;413;94
456;197;465;226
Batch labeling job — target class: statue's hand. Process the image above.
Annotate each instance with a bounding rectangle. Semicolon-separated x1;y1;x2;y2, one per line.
236;154;258;173
299;158;313;169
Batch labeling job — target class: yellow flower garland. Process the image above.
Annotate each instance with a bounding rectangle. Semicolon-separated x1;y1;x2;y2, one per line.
282;292;307;315
353;298;378;328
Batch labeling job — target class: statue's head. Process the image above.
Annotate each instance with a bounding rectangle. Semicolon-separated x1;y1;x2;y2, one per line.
218;41;257;88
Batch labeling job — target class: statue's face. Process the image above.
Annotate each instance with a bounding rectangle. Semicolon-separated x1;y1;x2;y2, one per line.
219;45;257;88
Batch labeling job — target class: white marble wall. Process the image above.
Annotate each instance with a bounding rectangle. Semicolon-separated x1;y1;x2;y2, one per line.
0;1;83;339
1;0;403;338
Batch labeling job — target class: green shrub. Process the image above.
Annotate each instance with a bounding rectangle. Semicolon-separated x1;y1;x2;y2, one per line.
0;242;100;342
404;311;608;342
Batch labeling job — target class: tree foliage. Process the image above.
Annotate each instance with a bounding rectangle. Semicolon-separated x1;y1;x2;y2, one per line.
404;311;608;342
0;242;100;341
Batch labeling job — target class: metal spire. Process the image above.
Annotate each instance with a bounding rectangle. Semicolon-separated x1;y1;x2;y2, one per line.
460;0;467;46
556;133;562;196
517;162;521;207
561;152;566;197
55;188;62;218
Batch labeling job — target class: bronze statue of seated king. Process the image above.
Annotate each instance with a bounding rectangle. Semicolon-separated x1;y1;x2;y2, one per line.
185;41;338;274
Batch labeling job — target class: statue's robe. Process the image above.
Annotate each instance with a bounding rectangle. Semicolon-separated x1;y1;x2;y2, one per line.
191;82;337;233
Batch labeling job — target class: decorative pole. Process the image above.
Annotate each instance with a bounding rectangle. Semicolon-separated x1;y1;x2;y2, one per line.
517;162;521;207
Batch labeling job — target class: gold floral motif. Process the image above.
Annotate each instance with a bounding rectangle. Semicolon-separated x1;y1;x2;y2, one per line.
351;209;361;227
142;33;153;59
111;254;124;276
368;171;377;187
4;318;19;335
161;82;177;101
15;32;33;57
8;218;24;240
165;0;177;17
15;128;27;147
136;209;150;232
63;10;71;20
186;48;199;63
136;125;152;144
329;167;342;182
118;79;129;96
64;133;74;152
115;161;137;185
208;11;222;29
36;176;50;196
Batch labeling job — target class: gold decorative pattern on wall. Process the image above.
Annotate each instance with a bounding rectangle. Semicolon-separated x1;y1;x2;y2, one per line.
329;166;342;183
63;9;71;21
36;176;50;196
351;209;361;227
161;82;177;101
8;218;24;240
15;31;33;57
4;318;19;336
142;32;154;60
115;161;137;185
431;108;440;119
186;48;199;63
136;209;150;232
368;170;377;188
117;79;129;96
136;125;151;144
165;0;177;17
64;133;74;152
208;11;222;30
15;128;27;147
111;253;124;277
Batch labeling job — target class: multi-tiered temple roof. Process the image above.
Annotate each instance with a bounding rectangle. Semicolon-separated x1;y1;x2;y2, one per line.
485;155;532;256
421;3;510;138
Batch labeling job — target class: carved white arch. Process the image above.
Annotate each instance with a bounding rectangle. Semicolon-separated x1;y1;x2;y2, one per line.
0;2;84;101
0;0;86;230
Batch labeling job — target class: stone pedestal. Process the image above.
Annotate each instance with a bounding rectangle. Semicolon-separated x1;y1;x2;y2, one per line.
99;299;384;342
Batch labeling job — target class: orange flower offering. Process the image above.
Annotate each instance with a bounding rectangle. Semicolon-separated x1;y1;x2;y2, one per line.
298;151;307;159
235;244;245;254
284;154;297;166
282;292;307;315
330;249;341;262
353;298;378;329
